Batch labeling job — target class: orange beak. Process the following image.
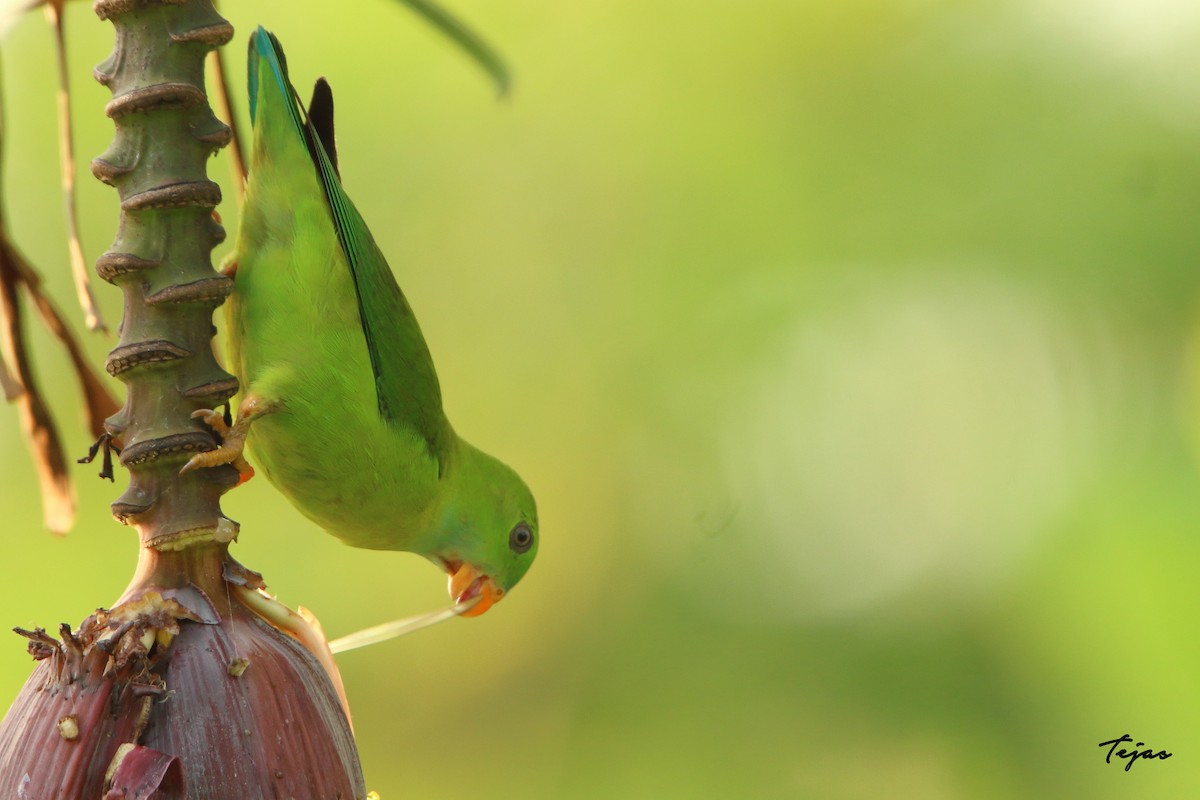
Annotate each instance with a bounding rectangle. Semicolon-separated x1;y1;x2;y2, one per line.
445;561;505;618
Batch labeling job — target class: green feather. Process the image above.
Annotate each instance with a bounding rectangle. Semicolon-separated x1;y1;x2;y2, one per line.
230;28;538;606
250;28;449;466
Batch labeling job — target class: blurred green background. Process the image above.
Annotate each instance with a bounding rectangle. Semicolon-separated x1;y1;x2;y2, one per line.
3;0;1200;796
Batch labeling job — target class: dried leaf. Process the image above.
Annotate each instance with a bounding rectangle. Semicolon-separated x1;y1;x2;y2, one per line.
0;238;74;533
45;0;107;332
8;247;119;436
0;41;118;435
206;45;245;203
0;345;18;399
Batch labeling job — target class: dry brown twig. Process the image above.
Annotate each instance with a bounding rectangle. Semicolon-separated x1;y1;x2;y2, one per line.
0;236;75;533
0;34;119;533
45;0;107;332
0;343;18;398
207;45;246;201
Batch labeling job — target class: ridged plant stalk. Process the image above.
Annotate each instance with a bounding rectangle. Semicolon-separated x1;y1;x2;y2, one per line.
0;2;366;797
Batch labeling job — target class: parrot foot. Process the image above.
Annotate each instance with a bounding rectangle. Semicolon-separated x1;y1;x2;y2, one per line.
180;395;276;484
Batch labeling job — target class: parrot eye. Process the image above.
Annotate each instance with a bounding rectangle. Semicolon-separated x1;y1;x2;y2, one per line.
509;523;534;554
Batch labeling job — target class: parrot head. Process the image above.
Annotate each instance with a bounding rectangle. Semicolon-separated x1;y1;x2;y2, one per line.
431;444;538;618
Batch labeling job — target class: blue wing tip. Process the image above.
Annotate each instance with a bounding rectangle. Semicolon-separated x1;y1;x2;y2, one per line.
251;25;272;53
247;26;287;124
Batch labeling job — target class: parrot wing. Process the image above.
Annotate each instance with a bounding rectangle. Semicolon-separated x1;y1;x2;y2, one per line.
250;27;451;469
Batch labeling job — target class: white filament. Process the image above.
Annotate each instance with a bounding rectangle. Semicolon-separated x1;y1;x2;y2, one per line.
327;595;480;654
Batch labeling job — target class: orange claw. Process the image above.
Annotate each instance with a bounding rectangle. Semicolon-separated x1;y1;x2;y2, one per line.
181;396;275;481
234;462;255;487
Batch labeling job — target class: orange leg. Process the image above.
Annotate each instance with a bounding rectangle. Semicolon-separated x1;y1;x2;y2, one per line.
180;394;276;483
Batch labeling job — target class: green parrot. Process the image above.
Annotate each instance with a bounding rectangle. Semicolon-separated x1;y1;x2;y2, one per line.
184;27;538;620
